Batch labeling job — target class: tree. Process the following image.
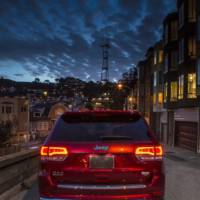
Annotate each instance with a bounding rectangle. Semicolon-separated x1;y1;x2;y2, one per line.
34;77;40;83
0;121;12;147
44;80;50;84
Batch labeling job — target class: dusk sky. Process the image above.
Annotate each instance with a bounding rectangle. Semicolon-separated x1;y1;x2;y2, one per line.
0;0;176;82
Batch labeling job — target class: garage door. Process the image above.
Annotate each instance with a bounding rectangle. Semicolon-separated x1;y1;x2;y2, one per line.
175;122;198;152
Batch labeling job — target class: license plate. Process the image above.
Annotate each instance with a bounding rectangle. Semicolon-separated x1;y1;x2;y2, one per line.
89;155;114;169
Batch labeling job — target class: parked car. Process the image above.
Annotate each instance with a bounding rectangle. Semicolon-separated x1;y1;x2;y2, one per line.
39;110;165;200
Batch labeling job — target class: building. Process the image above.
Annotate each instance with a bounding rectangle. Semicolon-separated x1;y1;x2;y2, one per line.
165;0;200;152
137;47;154;125
0;96;30;143
162;12;179;145
138;0;200;153
30;102;68;138
151;41;165;140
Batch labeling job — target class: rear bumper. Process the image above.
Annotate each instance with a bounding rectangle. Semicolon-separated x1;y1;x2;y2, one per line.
40;183;164;199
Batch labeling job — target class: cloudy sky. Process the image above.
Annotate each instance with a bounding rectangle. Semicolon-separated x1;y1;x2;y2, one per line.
0;0;175;82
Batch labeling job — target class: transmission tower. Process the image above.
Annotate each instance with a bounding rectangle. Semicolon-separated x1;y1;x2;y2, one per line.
101;39;110;82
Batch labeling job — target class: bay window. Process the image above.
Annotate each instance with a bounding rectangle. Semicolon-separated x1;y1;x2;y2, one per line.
170;81;178;102
188;73;196;98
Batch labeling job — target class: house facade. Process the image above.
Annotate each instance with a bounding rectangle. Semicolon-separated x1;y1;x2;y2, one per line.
30;102;68;138
0;96;30;143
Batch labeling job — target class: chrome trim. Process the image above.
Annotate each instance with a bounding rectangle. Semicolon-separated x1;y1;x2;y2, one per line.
57;184;146;190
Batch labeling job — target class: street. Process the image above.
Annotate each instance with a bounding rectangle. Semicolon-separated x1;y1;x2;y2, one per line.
13;157;200;200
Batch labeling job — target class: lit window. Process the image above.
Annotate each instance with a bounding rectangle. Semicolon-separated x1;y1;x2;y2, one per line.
170;81;178;102
197;59;200;86
188;38;196;58
153;72;157;87
179;39;184;63
154;51;157;65
158;92;163;104
188;0;196;22
164;82;168;103
159;50;163;63
178;75;184;99
188;73;196;98
171;21;178;40
179;3;184;28
153;93;156;105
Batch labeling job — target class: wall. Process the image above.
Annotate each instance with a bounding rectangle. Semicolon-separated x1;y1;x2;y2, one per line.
0;149;39;195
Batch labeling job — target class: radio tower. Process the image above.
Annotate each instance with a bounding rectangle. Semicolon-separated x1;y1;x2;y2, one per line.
101;39;110;83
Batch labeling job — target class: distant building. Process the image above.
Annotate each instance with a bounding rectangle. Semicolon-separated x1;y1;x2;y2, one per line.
137;47;154;124
30;102;68;138
0;96;30;143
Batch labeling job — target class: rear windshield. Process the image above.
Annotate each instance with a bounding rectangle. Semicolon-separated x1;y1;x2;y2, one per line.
50;116;151;142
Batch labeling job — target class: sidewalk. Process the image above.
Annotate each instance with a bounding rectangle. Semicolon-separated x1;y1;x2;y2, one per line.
164;145;200;168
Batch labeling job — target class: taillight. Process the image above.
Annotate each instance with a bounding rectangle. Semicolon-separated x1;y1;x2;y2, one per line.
40;146;68;161
135;145;163;161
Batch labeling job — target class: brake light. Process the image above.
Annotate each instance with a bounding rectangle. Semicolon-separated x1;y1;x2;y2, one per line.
40;146;68;161
135;146;163;161
109;145;133;153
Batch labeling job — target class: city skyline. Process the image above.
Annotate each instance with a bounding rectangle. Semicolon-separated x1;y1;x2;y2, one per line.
0;0;175;82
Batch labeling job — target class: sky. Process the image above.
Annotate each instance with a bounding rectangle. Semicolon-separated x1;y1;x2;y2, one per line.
0;0;176;82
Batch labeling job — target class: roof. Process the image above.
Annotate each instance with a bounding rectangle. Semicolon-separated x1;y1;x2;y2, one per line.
61;110;141;122
30;102;55;121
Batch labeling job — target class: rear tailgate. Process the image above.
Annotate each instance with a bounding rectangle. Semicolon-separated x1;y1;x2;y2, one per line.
42;142;161;186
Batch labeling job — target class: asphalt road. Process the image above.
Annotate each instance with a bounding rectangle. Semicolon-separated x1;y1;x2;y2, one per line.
13;158;200;200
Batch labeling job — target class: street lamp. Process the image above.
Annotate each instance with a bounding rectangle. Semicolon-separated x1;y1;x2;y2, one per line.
117;83;123;90
43;91;48;96
117;82;136;110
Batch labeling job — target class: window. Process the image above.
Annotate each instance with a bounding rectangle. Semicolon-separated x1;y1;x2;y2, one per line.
171;51;178;70
179;39;184;63
153;93;156;105
50;117;151;142
153;72;157;87
188;73;196;98
6;106;12;114
198;60;200;85
154;51;157;65
34;112;41;117
21;107;27;112
178;75;184;99
165;54;168;72
188;38;196;58
158;92;163;104
158;71;163;85
164;82;168;103
188;0;196;22
179;3;184;28
165;25;168;44
170;81;178;102
171;21;178;40
159;50;163;63
198;16;200;41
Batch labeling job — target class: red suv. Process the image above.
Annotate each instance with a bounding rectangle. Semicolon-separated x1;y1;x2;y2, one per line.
39;111;165;200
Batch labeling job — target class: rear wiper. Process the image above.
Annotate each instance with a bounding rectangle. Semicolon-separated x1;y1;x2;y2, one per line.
100;136;133;141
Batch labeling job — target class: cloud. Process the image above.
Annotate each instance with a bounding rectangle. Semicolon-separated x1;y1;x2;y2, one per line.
0;0;176;82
